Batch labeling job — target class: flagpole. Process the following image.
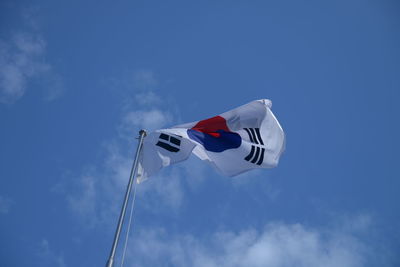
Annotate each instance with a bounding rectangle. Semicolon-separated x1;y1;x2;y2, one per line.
106;129;147;267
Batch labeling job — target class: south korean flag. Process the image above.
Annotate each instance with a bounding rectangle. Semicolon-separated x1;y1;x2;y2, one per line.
137;99;285;182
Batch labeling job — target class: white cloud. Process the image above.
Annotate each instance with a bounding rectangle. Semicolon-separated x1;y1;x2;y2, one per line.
13;32;46;55
121;109;172;133
108;69;160;105
137;168;185;213
125;215;379;267
0;12;63;104
36;239;66;267
67;172;97;226
42;72;65;101
64;146;131;228
132;69;158;91
0;195;13;214
114;71;174;137
232;170;281;202
135;91;161;106
65;141;187;228
63;83;183;227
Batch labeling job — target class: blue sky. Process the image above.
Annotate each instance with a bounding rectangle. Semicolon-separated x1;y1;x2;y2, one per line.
1;0;399;266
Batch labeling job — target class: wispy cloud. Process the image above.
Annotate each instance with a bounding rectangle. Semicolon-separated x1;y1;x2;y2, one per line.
125;214;384;267
134;91;161;106
63;142;188;228
132;70;158;91
136;167;185;213
36;239;66;267
61;70;185;227
108;69;161;104
61;142;136;228
0;195;13;214
232;169;281;202
120;109;172;136
0;9;63;104
66;171;98;226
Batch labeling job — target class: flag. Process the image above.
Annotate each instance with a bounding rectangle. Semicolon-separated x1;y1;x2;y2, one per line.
137;99;285;182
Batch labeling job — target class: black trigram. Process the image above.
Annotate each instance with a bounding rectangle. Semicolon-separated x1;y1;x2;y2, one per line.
156;133;181;152
243;128;264;145
244;128;265;165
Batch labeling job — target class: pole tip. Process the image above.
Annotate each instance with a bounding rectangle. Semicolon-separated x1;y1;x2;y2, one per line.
139;129;147;137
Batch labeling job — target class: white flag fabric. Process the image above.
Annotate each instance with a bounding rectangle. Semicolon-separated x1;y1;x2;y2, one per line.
137;99;285;182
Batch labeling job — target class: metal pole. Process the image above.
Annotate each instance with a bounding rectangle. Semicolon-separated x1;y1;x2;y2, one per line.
106;129;147;267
